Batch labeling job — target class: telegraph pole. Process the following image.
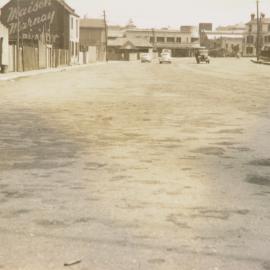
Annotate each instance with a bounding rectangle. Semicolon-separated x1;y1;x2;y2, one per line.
103;10;108;62
152;28;156;49
16;0;20;71
256;0;260;61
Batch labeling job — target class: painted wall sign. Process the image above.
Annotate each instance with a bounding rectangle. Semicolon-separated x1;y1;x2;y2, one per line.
0;0;71;49
5;0;56;35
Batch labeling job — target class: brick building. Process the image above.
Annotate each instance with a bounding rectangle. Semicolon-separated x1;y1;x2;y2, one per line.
0;0;80;64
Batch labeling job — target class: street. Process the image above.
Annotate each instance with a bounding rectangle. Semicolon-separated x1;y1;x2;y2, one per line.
0;58;270;270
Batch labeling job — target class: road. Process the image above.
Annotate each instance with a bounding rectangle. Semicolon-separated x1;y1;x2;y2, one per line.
0;58;270;270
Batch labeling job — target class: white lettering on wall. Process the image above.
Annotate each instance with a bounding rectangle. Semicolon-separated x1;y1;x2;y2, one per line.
7;0;52;23
8;10;56;34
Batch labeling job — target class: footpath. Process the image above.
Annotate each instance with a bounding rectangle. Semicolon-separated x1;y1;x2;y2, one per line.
0;62;107;81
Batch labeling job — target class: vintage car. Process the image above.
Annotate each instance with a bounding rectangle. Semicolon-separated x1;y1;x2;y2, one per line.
159;52;172;64
195;49;210;64
140;53;152;63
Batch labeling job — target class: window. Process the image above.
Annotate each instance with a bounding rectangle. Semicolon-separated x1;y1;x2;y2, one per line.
246;47;253;54
249;25;252;32
265;35;270;43
71;42;74;55
76;20;79;38
176;37;181;43
150;37;155;43
246;35;254;44
71;17;74;30
157;37;165;42
167;37;175;43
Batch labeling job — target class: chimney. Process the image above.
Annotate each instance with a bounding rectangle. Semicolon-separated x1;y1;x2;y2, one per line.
251;13;255;20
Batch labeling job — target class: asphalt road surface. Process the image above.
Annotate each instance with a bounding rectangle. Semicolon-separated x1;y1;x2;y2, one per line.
0;58;270;270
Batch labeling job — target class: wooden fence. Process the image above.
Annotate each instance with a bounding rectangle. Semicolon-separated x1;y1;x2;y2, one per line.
8;43;70;72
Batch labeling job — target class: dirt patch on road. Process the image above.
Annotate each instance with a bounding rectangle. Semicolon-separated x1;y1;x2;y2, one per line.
249;159;270;167
246;175;270;187
192;146;225;156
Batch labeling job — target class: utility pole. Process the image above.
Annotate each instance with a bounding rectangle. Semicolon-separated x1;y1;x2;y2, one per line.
16;0;20;71
152;28;156;50
256;0;260;61
103;10;108;62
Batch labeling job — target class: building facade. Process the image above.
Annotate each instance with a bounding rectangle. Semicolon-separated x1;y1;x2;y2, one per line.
243;14;270;56
0;0;80;64
0;22;9;70
125;27;199;57
80;18;106;61
199;23;213;45
107;37;153;61
201;30;244;56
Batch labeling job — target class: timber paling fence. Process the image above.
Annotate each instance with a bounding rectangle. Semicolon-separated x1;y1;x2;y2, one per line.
8;43;69;72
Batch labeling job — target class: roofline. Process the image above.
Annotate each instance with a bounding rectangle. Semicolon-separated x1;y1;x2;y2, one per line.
80;26;105;29
125;28;189;33
0;0;80;17
56;0;80;17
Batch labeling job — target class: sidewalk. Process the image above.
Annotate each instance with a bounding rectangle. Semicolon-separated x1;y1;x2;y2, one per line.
0;62;107;81
250;59;270;65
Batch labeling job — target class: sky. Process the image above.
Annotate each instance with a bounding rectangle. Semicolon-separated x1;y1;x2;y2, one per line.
1;0;270;28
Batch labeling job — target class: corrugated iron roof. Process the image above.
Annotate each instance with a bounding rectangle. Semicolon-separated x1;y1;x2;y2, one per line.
80;19;106;29
108;37;153;48
207;34;243;40
203;31;244;40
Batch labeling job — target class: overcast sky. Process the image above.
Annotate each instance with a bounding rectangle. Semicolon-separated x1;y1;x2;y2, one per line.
1;0;270;28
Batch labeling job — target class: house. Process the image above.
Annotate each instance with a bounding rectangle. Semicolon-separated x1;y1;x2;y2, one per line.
80;18;106;61
243;13;270;57
108;37;153;61
0;0;80;66
0;22;9;71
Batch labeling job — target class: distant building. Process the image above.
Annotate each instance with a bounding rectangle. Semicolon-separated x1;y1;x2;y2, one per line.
124;27;200;57
0;0;80;64
108;25;126;40
107;37;153;61
243;13;270;56
0;22;9;69
216;23;246;32
201;30;244;56
180;25;198;34
199;23;213;33
80;18;106;61
199;23;212;42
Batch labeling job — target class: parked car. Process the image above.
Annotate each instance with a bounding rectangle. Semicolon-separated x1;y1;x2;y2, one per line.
141;53;152;63
159;53;172;64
